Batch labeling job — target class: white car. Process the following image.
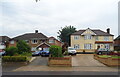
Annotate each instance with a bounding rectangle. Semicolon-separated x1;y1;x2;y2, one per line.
68;47;77;55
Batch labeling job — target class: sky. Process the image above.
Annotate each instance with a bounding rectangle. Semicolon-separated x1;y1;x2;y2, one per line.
0;0;119;39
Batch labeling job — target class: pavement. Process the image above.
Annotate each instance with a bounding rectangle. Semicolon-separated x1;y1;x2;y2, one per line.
2;54;119;76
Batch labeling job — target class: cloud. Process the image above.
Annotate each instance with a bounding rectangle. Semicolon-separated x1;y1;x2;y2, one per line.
0;0;119;38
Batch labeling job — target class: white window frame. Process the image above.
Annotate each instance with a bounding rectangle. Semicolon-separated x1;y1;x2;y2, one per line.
96;36;99;41
25;40;29;43
84;44;92;49
49;39;55;43
104;36;109;41
104;44;110;50
84;35;92;40
31;39;38;44
74;35;80;40
31;47;36;51
10;40;14;44
74;44;80;49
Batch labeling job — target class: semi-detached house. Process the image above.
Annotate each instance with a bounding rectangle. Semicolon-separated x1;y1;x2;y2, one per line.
71;28;114;53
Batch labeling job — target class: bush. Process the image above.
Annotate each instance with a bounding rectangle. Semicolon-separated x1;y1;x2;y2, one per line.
2;56;28;62
5;46;18;56
49;45;63;57
17;40;31;54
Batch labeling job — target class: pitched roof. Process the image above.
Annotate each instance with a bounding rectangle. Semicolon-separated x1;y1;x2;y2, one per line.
72;29;114;36
0;36;10;42
12;33;48;40
114;35;120;41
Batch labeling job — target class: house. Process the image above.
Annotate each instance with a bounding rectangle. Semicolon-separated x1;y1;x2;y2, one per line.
48;37;63;47
114;35;120;51
71;28;114;53
9;30;49;52
0;36;10;49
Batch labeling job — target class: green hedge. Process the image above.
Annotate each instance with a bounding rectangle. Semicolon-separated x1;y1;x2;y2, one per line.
2;56;28;62
49;45;63;57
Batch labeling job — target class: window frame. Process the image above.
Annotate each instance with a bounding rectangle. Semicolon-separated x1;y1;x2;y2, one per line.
74;35;80;40
31;39;38;44
74;44;80;49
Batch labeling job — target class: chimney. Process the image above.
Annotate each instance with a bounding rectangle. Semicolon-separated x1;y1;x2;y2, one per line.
107;28;110;34
35;30;38;33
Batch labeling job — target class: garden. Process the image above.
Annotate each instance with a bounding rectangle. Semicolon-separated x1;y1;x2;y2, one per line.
94;51;120;66
2;40;32;64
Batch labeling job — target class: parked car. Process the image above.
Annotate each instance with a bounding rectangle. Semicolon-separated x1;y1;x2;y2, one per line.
0;50;6;56
32;51;41;56
68;47;76;55
96;48;111;55
40;50;50;57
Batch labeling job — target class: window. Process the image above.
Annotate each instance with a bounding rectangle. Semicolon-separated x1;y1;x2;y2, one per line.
84;35;92;40
104;44;110;50
10;40;14;44
84;44;92;49
49;39;55;43
96;36;99;41
31;39;38;44
74;35;80;40
25;40;29;43
31;47;36;51
74;44;80;49
104;36;109;41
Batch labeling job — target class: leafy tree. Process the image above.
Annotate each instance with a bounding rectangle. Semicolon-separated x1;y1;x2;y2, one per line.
16;40;31;54
57;25;76;46
5;46;18;56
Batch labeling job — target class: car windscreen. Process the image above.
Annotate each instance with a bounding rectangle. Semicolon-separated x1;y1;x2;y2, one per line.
68;48;75;50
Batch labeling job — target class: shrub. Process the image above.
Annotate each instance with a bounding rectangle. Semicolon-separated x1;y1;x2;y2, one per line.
49;45;63;57
5;46;18;56
17;40;31;54
2;56;28;62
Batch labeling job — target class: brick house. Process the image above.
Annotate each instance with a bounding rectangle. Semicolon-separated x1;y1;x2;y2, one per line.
71;28;114;53
114;35;120;51
0;36;10;50
9;30;49;52
48;37;63;47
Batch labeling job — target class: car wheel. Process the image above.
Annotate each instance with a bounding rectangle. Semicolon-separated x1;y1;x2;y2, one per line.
99;52;102;55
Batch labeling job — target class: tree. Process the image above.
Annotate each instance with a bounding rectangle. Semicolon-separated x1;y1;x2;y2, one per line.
5;46;18;56
57;25;76;46
16;40;31;54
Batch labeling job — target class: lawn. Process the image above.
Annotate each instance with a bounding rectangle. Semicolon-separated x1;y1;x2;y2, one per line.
98;55;120;59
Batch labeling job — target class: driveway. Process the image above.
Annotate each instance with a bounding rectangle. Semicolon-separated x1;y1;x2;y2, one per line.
28;56;48;66
72;54;106;67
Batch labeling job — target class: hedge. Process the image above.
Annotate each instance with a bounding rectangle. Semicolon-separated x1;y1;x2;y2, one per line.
49;45;63;57
2;56;28;62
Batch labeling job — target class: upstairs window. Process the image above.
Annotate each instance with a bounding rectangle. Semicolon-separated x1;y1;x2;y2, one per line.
49;39;55;43
96;36;99;41
84;35;92;40
31;39;38;44
104;36;109;41
74;35;80;40
10;40;14;44
25;40;29;43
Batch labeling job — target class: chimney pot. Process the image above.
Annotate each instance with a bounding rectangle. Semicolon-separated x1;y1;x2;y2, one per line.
107;28;110;34
35;30;38;33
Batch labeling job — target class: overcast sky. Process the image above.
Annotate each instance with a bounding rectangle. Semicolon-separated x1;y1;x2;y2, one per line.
0;0;119;38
